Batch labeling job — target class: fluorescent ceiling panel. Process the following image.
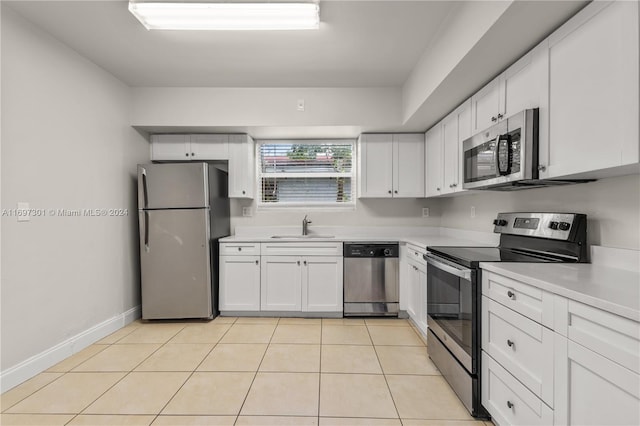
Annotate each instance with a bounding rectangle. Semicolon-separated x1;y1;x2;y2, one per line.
128;2;320;30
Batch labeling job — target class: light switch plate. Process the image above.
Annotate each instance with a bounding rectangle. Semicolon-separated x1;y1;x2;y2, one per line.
17;202;30;222
242;207;252;217
297;99;305;111
422;208;430;218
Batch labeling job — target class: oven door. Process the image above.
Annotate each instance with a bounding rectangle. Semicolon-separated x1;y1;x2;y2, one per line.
425;253;476;373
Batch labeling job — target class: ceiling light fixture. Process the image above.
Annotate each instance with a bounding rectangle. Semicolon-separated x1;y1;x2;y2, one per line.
128;2;320;30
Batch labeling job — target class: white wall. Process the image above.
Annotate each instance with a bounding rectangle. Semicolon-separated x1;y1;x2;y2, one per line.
1;6;148;378
438;175;640;250
230;198;441;232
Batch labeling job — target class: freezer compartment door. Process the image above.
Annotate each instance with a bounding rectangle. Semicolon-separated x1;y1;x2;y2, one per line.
139;208;212;319
138;163;209;209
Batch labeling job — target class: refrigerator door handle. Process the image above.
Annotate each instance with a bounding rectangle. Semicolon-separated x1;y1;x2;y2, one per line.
141;167;149;209
144;211;150;251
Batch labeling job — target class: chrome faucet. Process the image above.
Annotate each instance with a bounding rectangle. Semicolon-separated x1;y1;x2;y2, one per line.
302;215;312;236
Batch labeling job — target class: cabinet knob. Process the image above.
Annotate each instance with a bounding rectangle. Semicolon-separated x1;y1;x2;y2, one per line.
507;401;514;409
297;260;301;266
191;152;195;156
394;190;398;194
242;190;246;195
303;260;307;266
185;153;189;157
238;247;242;251
436;187;440;191
507;339;515;348
255;260;259;265
388;190;392;194
507;290;515;300
497;113;504;119
538;165;547;172
491;116;497;122
452;183;457;187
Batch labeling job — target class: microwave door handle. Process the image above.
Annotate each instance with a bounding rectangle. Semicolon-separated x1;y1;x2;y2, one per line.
496;134;512;176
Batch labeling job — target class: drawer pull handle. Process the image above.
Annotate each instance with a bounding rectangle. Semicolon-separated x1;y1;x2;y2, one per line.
507;401;514;409
507;290;515;299
297;260;301;266
255;260;259;265
507;339;515;348
238;247;242;251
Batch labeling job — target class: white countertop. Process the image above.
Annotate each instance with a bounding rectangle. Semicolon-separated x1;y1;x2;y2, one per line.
220;226;498;249
480;262;640;322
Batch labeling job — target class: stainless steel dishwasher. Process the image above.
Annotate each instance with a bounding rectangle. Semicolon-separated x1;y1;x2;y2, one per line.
343;242;399;316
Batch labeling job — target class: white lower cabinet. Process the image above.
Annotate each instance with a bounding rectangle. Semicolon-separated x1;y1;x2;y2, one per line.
219;255;261;311
261;255;343;312
406;244;427;335
482;270;640;426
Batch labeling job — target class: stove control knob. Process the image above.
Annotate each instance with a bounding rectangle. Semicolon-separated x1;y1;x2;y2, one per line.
369;250;375;256
493;219;508;226
383;248;392;256
548;221;559;230
558;222;571;231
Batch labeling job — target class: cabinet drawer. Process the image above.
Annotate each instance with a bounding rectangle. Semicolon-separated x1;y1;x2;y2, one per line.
220;243;261;256
482;296;554;405
556;297;640;374
482;352;554;426
261;242;343;256
407;244;426;265
482;271;554;328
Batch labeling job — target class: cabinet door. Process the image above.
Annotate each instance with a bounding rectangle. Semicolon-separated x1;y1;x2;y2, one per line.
470;77;501;133
417;266;428;335
441;111;459;195
392;133;425;197
554;334;640;426
358;134;394;198
219;255;260;311
302;256;343;312
406;263;420;322
228;134;255;198
543;1;639;178
425;124;443;197
260;256;301;311
501;46;547;119
190;134;229;160
150;134;190;161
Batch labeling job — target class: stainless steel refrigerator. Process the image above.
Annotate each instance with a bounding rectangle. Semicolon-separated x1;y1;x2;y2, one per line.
137;162;230;320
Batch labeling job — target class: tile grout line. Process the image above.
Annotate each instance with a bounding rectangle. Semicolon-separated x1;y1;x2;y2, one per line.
365;322;402;423
232;317;280;426
149;318;237;425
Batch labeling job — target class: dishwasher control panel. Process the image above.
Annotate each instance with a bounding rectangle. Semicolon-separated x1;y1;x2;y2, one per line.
343;243;399;258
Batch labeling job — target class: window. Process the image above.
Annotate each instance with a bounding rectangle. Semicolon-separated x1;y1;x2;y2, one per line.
257;140;355;207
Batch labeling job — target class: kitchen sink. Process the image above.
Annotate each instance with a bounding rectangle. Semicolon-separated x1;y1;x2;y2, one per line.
270;235;335;239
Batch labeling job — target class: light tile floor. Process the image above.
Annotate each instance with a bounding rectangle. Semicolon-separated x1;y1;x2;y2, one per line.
1;317;494;426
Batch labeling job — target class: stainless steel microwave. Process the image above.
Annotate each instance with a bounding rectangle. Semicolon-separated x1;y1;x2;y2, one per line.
462;109;593;190
462;109;538;190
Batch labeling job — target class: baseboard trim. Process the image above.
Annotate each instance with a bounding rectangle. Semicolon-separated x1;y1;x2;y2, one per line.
0;305;141;393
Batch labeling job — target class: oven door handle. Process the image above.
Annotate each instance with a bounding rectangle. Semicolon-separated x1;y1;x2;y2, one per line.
424;254;472;280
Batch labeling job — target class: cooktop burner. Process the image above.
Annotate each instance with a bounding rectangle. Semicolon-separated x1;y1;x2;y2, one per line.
426;246;567;268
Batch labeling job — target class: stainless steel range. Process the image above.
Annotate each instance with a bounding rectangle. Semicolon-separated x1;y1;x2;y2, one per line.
426;212;588;418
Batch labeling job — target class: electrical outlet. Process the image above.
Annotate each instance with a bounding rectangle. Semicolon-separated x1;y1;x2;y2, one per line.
470;206;476;218
242;207;252;217
297;99;305;111
422;207;430;218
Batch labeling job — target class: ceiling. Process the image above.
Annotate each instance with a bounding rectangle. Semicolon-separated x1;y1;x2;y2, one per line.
5;0;456;87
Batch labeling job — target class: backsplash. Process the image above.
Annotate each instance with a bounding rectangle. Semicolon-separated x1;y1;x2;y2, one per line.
438;174;640;250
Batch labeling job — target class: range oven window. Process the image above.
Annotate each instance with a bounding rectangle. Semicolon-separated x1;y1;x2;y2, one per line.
426;261;473;358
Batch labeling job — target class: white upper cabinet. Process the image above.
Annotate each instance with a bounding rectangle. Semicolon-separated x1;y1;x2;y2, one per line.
393;133;425;197
541;0;639;179
471;46;547;135
425;123;443;197
425;100;470;197
150;134;190;161
151;134;230;161
228;134;255;199
359;133;425;198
